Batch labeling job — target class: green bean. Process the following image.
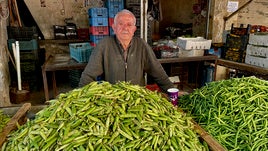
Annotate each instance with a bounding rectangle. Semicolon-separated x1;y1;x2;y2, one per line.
179;76;268;150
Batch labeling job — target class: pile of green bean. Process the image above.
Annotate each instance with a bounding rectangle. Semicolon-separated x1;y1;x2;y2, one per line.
179;76;268;150
0;110;10;133
2;81;208;151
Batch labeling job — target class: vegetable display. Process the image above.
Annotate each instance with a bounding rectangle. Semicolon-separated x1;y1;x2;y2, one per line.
179;76;268;150
2;81;208;151
0;111;10;133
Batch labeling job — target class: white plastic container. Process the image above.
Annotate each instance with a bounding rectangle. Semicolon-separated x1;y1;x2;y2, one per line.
248;33;268;47
246;44;268;58
245;54;268;68
179;49;204;57
177;37;212;50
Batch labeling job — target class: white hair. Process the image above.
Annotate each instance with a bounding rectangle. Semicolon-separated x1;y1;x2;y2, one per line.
113;9;136;26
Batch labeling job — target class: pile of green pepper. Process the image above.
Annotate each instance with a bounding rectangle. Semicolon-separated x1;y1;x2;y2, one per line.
179;76;268;150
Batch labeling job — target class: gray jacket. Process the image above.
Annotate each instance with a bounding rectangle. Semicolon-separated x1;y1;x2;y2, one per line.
79;36;174;92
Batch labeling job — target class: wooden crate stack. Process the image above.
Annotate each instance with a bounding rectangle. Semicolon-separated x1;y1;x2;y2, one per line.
7;26;41;91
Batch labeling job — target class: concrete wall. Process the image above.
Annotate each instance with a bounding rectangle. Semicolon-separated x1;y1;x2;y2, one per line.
211;0;268;43
159;0;195;35
23;0;268;41
238;0;268;25
24;0;103;39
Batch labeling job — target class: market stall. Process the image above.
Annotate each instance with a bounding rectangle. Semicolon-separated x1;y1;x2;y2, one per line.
1;81;225;150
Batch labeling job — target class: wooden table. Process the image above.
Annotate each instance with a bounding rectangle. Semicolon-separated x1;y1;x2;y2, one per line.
158;55;218;64
41;54;87;102
159;55;218;89
216;59;268;75
42;55;218;101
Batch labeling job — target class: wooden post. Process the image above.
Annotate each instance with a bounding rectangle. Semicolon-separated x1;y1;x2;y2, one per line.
0;1;12;107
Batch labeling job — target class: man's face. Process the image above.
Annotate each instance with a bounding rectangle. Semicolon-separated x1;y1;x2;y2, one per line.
112;13;137;42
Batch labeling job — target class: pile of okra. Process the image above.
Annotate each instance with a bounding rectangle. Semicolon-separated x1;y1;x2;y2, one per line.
2;81;208;151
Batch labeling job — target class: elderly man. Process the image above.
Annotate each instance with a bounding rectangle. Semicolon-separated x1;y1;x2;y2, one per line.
79;9;174;93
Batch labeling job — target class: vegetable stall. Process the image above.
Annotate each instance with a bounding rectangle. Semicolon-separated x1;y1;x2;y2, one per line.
1;81;224;150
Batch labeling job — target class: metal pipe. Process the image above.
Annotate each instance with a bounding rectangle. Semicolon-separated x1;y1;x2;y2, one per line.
206;0;212;39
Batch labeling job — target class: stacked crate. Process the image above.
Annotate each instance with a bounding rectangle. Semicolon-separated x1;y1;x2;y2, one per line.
126;0;140;37
65;23;77;39
8;37;41;91
245;33;268;68
88;7;109;46
105;0;124;36
69;42;93;87
53;25;66;39
223;24;251;63
77;28;89;40
177;37;212;57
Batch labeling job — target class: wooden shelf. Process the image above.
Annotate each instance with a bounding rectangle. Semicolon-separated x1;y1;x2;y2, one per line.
158;55;218;64
216;59;268;75
41;55;87;102
38;39;88;45
157;55;218;90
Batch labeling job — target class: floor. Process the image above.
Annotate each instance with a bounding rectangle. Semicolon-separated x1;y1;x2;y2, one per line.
10;70;75;105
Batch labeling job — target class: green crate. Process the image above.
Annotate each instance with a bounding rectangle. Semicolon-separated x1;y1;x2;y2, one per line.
8;39;38;51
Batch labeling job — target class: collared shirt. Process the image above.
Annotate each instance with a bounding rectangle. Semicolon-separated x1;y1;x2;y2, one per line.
79;35;174;92
115;37;132;61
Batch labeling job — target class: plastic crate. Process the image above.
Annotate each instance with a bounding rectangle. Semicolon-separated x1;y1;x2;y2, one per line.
105;0;124;17
89;26;109;35
245;54;268;68
108;17;114;26
90;42;97;47
230;24;251;36
177;37;212;50
225;34;248;50
109;27;115;35
223;47;246;63
68;69;83;88
7;39;38;51
53;25;66;39
89;18;108;26
127;6;140;17
53;25;65;33
90;35;108;44
77;28;89;40
88;7;108;18
246;44;268;58
126;0;140;4
69;42;93;63
248;33;268;46
66;24;77;39
7;26;38;41
108;7;123;18
179;49;204;57
105;0;124;8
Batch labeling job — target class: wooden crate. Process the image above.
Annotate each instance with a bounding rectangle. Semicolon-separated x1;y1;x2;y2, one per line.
0;103;31;147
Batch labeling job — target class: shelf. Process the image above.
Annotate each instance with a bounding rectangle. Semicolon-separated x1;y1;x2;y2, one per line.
158;55;218;64
38;39;88;45
217;59;268;75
